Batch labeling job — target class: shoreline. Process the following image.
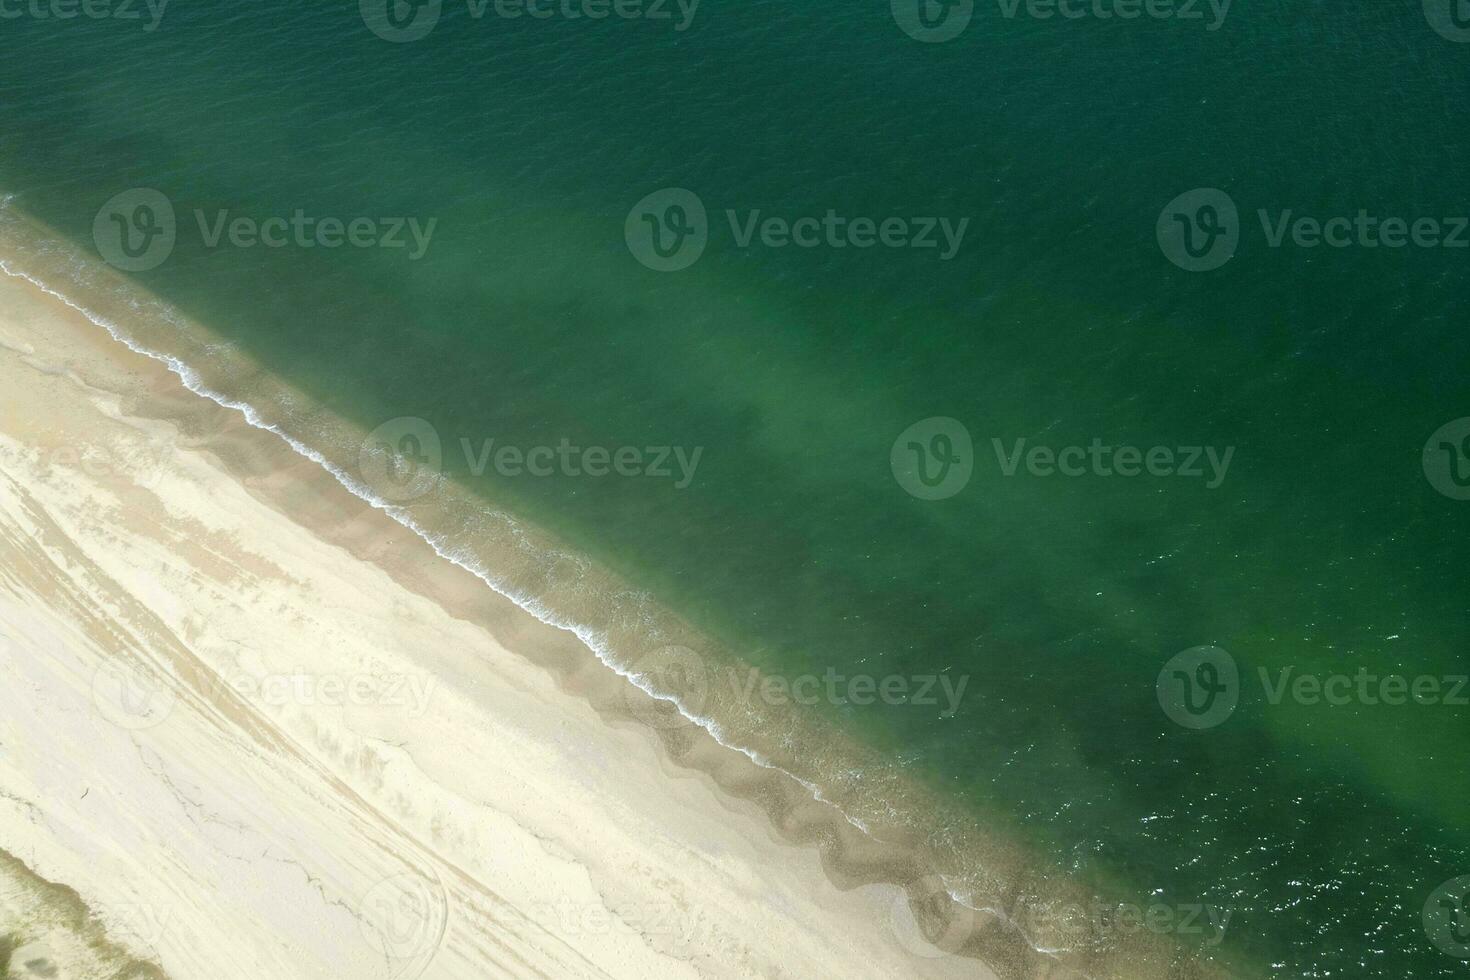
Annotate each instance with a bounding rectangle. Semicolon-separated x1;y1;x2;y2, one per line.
0;217;1020;978
0;206;1240;978
0;256;995;978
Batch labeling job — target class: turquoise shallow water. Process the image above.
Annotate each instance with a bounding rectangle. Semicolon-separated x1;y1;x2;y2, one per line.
2;1;1470;975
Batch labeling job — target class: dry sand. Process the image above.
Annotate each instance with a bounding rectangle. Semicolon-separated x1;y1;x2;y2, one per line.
0;261;999;979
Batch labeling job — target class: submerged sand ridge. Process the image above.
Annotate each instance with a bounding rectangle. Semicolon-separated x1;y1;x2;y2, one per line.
0;201;1251;978
0;248;1013;977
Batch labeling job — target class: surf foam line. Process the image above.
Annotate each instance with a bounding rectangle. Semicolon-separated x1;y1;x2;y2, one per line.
0;261;859;817
0;257;872;829
0;255;1070;971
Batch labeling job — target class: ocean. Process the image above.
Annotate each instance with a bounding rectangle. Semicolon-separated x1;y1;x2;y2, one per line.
2;0;1469;975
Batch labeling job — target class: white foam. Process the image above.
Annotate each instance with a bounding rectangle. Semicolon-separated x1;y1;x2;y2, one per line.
0;254;875;829
0;254;1053;961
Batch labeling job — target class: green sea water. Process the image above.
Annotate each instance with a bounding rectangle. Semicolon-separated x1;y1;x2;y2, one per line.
2;1;1469;975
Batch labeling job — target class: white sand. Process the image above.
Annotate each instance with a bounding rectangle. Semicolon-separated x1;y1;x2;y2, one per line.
0;266;992;979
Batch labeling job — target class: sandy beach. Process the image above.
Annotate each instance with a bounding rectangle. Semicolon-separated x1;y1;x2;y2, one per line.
0;261;1007;978
2;4;1461;976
